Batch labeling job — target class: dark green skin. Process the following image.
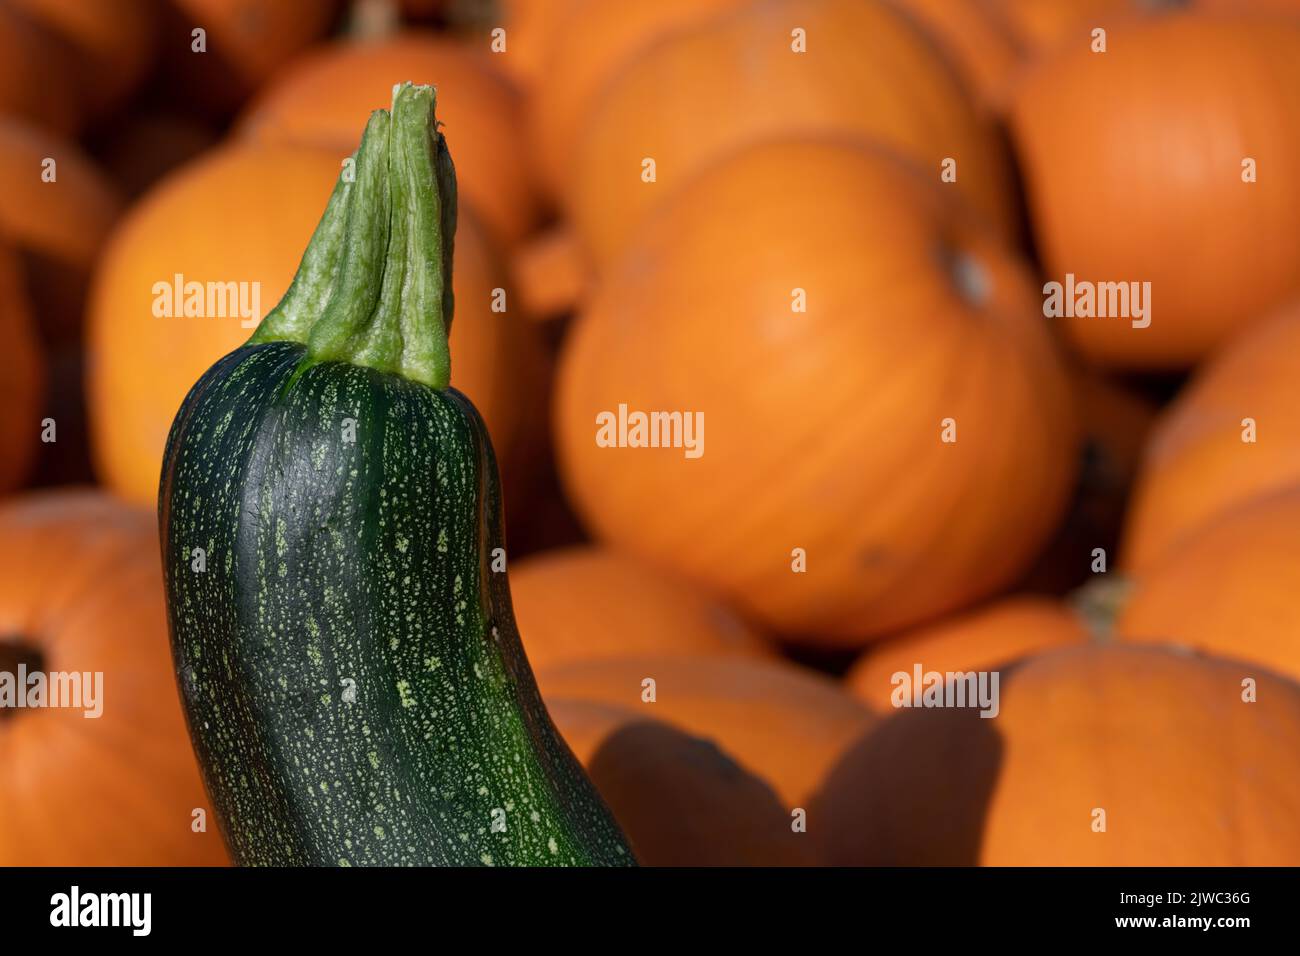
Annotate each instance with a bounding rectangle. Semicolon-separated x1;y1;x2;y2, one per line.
159;84;634;866
161;341;633;865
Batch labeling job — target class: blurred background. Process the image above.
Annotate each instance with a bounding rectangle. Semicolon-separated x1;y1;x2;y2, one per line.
3;0;1300;866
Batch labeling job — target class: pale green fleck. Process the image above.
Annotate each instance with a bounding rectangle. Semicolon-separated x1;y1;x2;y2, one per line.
396;680;415;708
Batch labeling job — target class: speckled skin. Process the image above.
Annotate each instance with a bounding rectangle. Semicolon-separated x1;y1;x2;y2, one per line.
160;340;634;866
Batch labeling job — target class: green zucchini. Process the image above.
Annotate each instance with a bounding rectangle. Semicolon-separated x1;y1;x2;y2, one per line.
159;84;634;867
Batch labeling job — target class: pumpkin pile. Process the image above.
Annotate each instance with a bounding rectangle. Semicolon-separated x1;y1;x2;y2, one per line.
2;0;1300;867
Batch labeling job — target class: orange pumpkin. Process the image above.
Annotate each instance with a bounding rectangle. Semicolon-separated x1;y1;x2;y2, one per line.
0;116;121;344
0;244;45;496
87;142;546;508
159;0;342;114
1198;0;1300;13
485;0;582;92
1018;367;1159;593
0;3;81;133
529;0;751;200
556;139;1077;644
816;645;1300;865
510;546;770;672
1123;302;1300;572
985;0;1143;54
549;698;815;865
892;0;1023;111
540;655;873;808
1119;486;1300;684
568;0;1017;269
989;0;1300;58
845;597;1089;714
0;491;228;865
9;0;155;117
509;226;590;321
1010;13;1300;368
237;33;539;246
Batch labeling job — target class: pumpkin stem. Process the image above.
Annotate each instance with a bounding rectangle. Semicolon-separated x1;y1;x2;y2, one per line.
1068;577;1132;641
949;251;991;308
249;82;457;389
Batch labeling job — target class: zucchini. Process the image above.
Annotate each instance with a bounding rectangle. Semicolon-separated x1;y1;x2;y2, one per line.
160;84;634;867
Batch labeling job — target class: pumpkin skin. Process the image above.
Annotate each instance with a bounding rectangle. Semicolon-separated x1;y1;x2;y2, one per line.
1010;13;1300;368
0;3;81;133
568;0;1016;269
9;0;155;117
548;698;815;865
986;0;1141;54
556;139;1077;644
529;0;751;200
539;655;874;808
0;491;228;865
237;33;539;246
160;0;342;114
892;0;1023;111
510;546;771;672
0;244;45;495
845;597;1089;714
816;645;1300;865
488;0;582;91
1123;303;1300;572
87;142;545;508
1119;486;1300;684
990;0;1300;58
1018;367;1158;593
0;116;121;344
905;0;1300;118
1198;0;1300;13
509;225;589;321
170;0;339;81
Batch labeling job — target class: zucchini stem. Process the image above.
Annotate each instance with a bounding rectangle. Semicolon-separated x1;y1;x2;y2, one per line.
249;82;457;389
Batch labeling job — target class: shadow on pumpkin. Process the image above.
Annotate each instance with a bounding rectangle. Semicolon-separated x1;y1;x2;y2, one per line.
586;722;816;866
809;688;1007;866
